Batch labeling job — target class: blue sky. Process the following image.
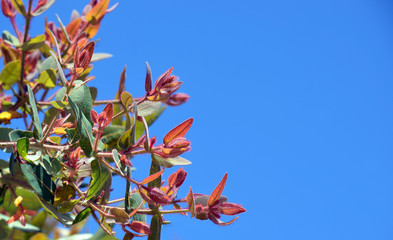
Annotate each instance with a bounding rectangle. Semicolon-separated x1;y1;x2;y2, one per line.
3;0;393;239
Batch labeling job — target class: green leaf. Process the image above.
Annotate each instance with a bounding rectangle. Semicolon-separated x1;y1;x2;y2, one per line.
101;125;125;147
86;159;109;201
20;161;56;203
42;155;62;175
73;207;92;225
0;220;11;239
151;154;191;168
37;56;57;73
130;192;146;223
32;0;55;16
37;69;57;88
0;213;40;233
58;80;93;123
121;91;133;109
49;50;67;86
38;198;74;227
91;53;112;62
58;199;79;213
50;100;69;109
2;188;42;214
117;127;134;150
0;128;13;152
56;14;71;43
135;105;165;140
27;85;43;140
16;137;29;159
148;161;161;188
0;60;21;90
2;31;20;46
137;100;162;117
22;34;45;51
11;0;26;17
148;215;162;240
67;97;94;156
9;129;33;141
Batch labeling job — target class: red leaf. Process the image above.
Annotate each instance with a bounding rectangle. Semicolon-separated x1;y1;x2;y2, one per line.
102;102;113;126
90;109;98;123
146;187;172;205
129;221;151;235
163;118;193;145
141;168;164;185
208;173;228;207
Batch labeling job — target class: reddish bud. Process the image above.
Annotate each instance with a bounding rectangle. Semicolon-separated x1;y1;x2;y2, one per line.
167;93;190;106
145;62;152;93
1;0;15;18
146;187;172;205
168;168;187;188
219;202;246;216
147;67;183;102
32;0;47;13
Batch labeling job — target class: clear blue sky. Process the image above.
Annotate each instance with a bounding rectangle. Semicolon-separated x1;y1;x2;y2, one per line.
3;0;393;239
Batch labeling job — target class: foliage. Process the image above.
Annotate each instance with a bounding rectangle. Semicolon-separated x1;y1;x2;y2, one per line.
0;0;245;239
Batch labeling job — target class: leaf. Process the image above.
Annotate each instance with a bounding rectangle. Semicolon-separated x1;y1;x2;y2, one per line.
186;187;195;218
22;35;45;51
8;129;33;142
50;100;69;109
20;161;56;203
58;199;80;213
11;0;26;17
73;207;91;224
32;0;55;16
112;66;126;126
147;161;161;189
67;97;95;156
130;192;146;223
2;31;20;46
37;198;74;227
147;215;162;240
101;125;124;147
58;80;93;123
27;85;43;140
163;118;193;144
37;69;56;88
85;0;110;24
112;149;124;174
0;213;40;233
56;14;71;43
37;56;57;73
135;105;165;140
54;184;75;207
121;91;133;110
49;50;67;86
208;173;228;206
145;62;152;92
90;53;112;62
118;127;135;150
86;159;109;201
16;137;29;159
57;233;94;240
137;100;162;117
0;60;21;90
151;154;191;168
106;207;130;224
2;188;42;214
142;168;165;185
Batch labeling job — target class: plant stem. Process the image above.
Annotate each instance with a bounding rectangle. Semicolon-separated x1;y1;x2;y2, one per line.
91;211;114;236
